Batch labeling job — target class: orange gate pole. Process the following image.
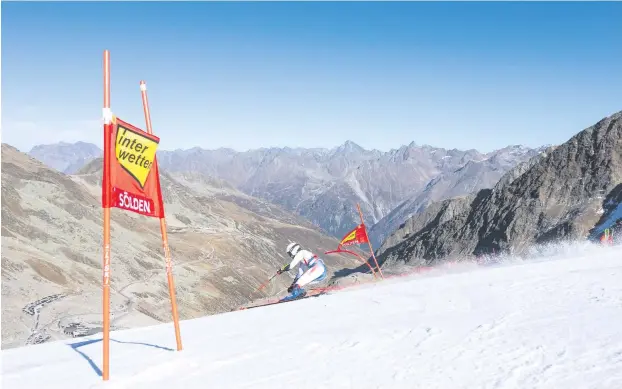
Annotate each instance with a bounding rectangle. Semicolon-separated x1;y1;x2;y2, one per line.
139;80;183;351
356;203;384;279
102;49;112;381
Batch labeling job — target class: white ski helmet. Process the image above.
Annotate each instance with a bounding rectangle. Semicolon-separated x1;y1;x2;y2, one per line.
286;242;301;258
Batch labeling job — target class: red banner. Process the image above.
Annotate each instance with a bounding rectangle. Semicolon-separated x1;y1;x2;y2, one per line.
339;223;369;247
103;116;164;218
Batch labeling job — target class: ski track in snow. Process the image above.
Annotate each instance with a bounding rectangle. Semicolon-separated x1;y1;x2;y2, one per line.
3;244;622;389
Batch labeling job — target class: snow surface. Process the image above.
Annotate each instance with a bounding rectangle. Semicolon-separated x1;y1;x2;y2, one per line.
3;243;622;389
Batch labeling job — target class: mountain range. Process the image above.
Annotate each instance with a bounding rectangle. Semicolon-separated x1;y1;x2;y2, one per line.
25;140;543;248
28;141;102;174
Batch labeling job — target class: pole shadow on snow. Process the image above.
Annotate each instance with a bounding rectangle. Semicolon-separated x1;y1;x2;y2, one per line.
67;337;174;377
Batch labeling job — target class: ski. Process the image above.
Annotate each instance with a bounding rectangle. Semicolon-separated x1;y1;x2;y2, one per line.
237;290;327;311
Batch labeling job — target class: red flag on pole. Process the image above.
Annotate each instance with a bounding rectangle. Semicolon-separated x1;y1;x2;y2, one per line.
103;116;164;218
323;222;377;277
338;223;369;248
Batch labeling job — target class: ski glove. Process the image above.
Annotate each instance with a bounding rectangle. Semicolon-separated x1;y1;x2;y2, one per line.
277;264;290;274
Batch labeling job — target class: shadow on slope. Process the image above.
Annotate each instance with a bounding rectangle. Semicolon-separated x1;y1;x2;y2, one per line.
68;337;174;377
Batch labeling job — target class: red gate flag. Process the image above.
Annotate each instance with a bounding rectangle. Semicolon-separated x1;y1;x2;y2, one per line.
102;116;163;218
339;223;369;248
325;203;383;279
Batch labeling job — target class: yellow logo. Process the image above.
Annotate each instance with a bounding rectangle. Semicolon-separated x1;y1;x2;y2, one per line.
115;123;159;187
341;230;356;244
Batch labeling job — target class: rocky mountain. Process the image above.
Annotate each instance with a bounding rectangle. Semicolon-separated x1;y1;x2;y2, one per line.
28;140;538;244
154;142;506;242
376;110;622;268
368;145;549;247
28;141;102;174
1;143;360;349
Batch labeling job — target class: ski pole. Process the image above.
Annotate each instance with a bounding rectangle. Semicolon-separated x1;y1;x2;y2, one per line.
251;272;280;298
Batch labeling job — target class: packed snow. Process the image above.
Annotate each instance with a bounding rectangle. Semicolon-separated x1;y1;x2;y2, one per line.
2;242;622;389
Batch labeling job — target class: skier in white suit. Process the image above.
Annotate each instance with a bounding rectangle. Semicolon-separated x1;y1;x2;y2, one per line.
277;242;328;301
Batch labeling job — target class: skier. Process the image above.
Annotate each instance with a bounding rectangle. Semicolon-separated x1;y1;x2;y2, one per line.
600;228;614;245
277;242;328;301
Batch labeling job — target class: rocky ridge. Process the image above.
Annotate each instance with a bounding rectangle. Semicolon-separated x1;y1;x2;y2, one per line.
376;110;622;268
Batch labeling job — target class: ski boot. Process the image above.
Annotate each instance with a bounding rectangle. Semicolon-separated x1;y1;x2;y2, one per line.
280;284;306;302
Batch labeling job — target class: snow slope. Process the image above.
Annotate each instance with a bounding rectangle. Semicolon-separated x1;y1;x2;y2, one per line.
3;243;622;389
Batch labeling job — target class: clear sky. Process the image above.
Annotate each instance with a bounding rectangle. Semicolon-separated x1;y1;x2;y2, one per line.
2;1;621;153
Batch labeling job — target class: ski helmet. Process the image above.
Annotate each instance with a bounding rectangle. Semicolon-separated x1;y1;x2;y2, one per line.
286;242;301;258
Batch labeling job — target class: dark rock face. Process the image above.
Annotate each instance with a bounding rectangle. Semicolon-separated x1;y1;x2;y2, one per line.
377;110;622;268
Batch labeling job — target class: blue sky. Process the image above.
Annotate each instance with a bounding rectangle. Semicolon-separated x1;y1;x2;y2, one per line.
2;1;621;153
